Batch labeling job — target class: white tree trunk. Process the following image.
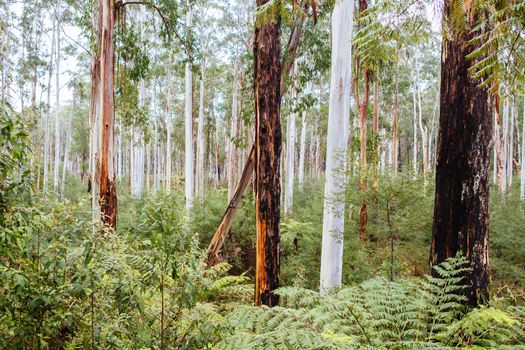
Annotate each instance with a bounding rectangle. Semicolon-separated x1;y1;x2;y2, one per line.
184;1;194;212
502;98;509;193
53;12;61;197
320;0;353;292
508;98;515;188
520;95;525;201
61;115;72;196
298;110;307;190
284;63;297;215
166;60;173;192
43;19;56;196
415;56;428;175
196;61;206;202
412;82;418;176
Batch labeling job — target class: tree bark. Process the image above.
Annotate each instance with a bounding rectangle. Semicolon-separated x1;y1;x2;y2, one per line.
392;60;399;176
520;95;525;201
431;0;491;305
298;110;307;190
254;0;282;306
43;19;56;197
196;60;206;203
320;0;353;291
184;1;194;213
90;0;117;229
53;6;61;198
284;63;297;216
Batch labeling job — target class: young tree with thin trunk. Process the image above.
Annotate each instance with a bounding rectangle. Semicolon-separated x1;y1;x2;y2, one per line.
284;63;297;216
298;110;306;190
196;60;206;203
43;19;56;197
320;0;353;292
227;60;240;201
253;0;282;306
431;0;491;305
392;60;399;176
184;1;194;213
521;94;525;200
166;60;173;192
53;6;61;197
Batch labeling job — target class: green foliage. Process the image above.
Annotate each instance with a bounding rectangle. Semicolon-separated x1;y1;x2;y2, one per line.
217;256;524;349
0;102;31;224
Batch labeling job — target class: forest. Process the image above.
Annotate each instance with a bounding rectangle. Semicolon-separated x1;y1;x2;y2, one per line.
1;0;525;348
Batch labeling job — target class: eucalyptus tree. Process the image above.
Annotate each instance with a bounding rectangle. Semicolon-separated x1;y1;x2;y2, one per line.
431;0;493;305
184;0;193;213
521;95;525;201
319;0;353;292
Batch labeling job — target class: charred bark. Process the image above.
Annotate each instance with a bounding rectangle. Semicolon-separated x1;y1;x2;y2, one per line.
431;1;491;305
254;0;282;307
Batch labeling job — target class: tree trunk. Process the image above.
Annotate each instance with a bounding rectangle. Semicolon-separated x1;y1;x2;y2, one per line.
298;110;307;190
521;94;525;200
43;19;56;197
166;63;173;192
372;80;379;190
184;1;194;213
320;0;353;291
412;80;418;176
53;6;61;198
431;1;491;305
508;98;515;189
196;61;206;203
253;0;282;306
90;0;117;229
207;146;255;266
502;98;509;193
228;60;241;201
284;63;297;216
392;60;399;176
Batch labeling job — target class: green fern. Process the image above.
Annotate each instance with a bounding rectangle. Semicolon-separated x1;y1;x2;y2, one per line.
217;256;523;349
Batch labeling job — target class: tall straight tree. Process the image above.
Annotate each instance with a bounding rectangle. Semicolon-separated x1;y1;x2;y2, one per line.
184;0;194;213
431;0;491;305
90;0;118;228
298;110;306;189
284;63;297;216
53;4;61;197
320;0;353;292
253;0;282;307
521;94;525;201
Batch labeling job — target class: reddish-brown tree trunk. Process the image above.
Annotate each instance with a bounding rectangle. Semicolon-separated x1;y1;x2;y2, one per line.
254;0;282;307
431;1;491;305
91;0;117;229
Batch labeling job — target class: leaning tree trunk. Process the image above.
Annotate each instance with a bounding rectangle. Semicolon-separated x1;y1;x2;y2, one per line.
90;0;117;229
184;1;194;213
253;0;282;307
319;0;353;292
430;0;491;305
